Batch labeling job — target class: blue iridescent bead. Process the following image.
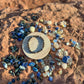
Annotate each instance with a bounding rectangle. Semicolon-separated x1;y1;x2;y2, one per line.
8;82;12;84
33;67;38;72
70;39;73;42
37;72;41;77
16;33;22;36
55;27;59;30
48;76;53;82
48;30;51;32
22;81;26;84
10;59;13;64
56;34;60;37
38;28;42;32
37;59;43;63
35;24;38;28
53;39;57;42
28;62;35;67
62;56;70;63
72;41;77;45
18;38;22;41
12;79;15;83
47;26;51;29
52;47;56;51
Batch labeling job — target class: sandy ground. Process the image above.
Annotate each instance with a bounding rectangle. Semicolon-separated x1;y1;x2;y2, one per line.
0;0;84;84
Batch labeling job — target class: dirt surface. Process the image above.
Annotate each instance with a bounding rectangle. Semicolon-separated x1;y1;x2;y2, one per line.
0;0;84;84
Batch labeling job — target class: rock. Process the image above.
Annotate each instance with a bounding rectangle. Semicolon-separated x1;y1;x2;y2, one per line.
2;62;8;69
61;63;67;69
19;65;25;70
30;26;35;32
54;42;60;49
44;65;49;72
58;69;63;75
48;76;53;82
39;19;44;23
47;21;52;25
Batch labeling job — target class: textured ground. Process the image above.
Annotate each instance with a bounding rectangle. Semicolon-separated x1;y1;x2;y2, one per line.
0;0;84;84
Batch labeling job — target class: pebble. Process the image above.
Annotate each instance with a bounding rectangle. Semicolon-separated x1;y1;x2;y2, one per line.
39;19;44;23
2;62;8;69
55;27;59;30
63;51;68;56
33;67;38;72
67;57;72;65
48;76;53;82
61;63;67;69
30;73;35;78
51;47;56;52
44;65;49;72
57;62;61;66
19;65;25;70
47;21;52;25
58;69;62;75
54;42;60;49
66;42;70;45
43;72;47;77
60;21;67;27
30;26;35;32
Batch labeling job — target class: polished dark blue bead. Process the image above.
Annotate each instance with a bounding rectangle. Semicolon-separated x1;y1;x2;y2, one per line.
33;67;38;72
12;79;15;83
48;30;51;32
22;81;26;84
10;59;13;64
37;59;43;63
38;28;42;32
18;38;22;41
48;76;53;82
62;56;70;63
47;26;51;29
37;72;41;77
55;27;59;30
35;24;38;28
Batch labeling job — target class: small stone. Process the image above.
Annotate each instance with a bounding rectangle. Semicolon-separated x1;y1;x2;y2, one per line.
54;22;57;26
54;42;59;49
47;21;52;25
57;62;62;66
48;30;51;32
30;26;35;32
55;27;59;30
33;67;38;72
36;22;39;25
48;76;53;82
2;62;8;69
62;63;67;69
60;21;67;27
63;51;68;56
18;38;22;41
43;72;47;77
58;69;62;75
30;73;35;78
39;19;44;23
44;65;49;72
66;42;70;45
38;28;42;32
19;65;25;70
28;62;35;67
